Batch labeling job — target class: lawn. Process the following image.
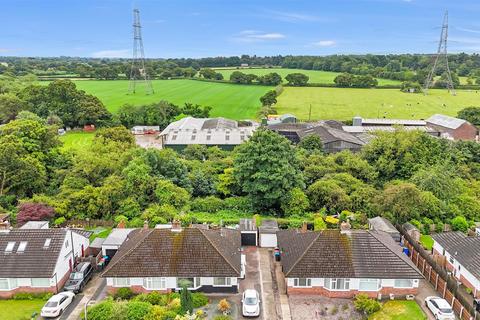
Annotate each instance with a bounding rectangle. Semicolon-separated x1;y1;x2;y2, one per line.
59;131;95;151
370;301;427;320
420;234;434;251
0;299;46;320
276;87;480;120
74;79;272;119
214;67;402;86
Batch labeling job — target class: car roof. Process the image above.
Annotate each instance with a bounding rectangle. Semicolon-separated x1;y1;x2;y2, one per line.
75;262;90;272
244;289;258;297
432;297;451;308
49;294;64;302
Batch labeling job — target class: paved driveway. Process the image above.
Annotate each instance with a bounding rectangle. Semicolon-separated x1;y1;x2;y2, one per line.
415;279;440;320
238;246;266;319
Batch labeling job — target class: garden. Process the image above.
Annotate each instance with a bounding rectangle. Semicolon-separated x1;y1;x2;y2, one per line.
0;293;52;320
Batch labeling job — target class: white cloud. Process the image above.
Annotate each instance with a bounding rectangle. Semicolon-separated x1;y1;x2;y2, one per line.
233;30;286;43
456;27;480;34
91;49;130;58
312;40;337;47
266;10;319;22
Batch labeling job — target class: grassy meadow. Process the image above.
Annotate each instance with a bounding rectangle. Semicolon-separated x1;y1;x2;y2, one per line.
275;87;479;120
214;68;402;86
59;131;95;151
74;79;272;119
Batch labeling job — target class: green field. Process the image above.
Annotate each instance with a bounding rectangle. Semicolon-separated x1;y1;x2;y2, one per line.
276;87;479;120
0;299;46;320
59;131;94;151
215;68;402;86
74;79;271;118
370;301;426;320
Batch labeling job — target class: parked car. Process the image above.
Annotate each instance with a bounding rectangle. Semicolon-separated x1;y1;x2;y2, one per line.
63;262;93;293
242;289;260;317
475;299;480;312
425;296;455;320
40;291;75;318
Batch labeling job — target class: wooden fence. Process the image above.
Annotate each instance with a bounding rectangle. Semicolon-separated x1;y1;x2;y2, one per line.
398;225;477;320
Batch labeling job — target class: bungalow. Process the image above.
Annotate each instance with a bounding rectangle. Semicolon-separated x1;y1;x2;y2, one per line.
0;229;90;298
278;229;422;298
102;226;243;294
432;232;480;298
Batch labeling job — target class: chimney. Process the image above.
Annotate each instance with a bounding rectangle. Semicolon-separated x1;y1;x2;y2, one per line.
143;220;149;230
340;219;352;233
301;221;308;233
172;219;182;232
117;220;126;229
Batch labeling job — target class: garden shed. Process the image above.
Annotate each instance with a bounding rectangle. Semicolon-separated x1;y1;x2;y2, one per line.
259;220;279;248
239;219;257;246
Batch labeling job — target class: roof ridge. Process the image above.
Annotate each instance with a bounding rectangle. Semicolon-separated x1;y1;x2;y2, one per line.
284;231;321;277
198;228;240;276
102;229;153;277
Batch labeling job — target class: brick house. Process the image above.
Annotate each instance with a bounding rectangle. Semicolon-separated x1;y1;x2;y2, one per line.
102;227;244;294
432;232;480;298
0;229;90;298
426;114;478;141
278;229;423;298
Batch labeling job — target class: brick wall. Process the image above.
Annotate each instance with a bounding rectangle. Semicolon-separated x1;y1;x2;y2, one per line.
0;272;70;299
287;286;417;298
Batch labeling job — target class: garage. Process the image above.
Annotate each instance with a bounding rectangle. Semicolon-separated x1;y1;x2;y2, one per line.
105;249;118;258
259;220;279;248
239;219;258;246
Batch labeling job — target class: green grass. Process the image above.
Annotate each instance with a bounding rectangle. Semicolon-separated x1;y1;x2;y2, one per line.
370;301;427;320
420;234;434;250
276;87;480;120
214;68;402;86
74;79;272;118
0;299;46;320
59;131;95;152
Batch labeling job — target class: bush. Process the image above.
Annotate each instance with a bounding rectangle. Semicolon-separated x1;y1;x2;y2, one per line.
87;300;115;320
213;316;232;320
354;294;382;315
191;196;224;213
12;292;53;300
191;292;209;308
134;291;165;306
314;215;327;230
451;216;469;232
223;196;252;212
54;216;66;226
126;301;152;320
217;299;231;313
114;287;136;300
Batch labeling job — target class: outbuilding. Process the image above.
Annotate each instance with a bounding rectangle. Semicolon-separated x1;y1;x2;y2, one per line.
239;219;257;246
259;220;279;248
368;217;401;242
101;228;136;258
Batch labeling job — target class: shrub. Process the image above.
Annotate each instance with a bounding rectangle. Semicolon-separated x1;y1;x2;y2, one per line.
167;298;181;313
191;196;224;213
330;305;339;315
354;294;382;315
223;196;252;212
13;292;53;300
126;301;152;320
17;202;54;226
217;299;231;313
180;284;194;315
451;216;469;232
314;215;327;231
134;291;164;305
87;300;115;320
191;292;209;308
54;216;66;226
114;287;136;300
213;316;232;320
145;306;178;320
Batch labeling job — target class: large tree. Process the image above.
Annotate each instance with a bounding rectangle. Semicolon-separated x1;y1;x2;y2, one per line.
234;128;304;213
457;107;480;126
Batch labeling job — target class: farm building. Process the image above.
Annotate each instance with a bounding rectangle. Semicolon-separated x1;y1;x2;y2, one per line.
426;114;478;141
265;114;297;125
159;117;258;151
131;126;160;135
268;122;365;153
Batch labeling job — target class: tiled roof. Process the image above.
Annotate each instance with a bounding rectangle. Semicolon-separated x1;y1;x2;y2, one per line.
278;229;422;279
432;232;480;279
102;228;241;278
0;229;67;278
368;217;399;234
71;228;93;239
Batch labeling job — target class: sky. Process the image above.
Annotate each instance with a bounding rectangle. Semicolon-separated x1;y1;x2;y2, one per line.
1;0;480;58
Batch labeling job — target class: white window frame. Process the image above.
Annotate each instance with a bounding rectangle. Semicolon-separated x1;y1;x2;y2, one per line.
31;278;50;288
112;278;131;287
213;277;232;287
177;277;201;289
358;279;381;291
17;241;27;252
325;278;350;291
293;278;312;288
0;278;12;291
394;279;414;288
143;277;166;290
5;242;15;253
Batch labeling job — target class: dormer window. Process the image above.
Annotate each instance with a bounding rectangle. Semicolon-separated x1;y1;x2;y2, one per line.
44;238;51;248
17;241;27;253
5;242;15;253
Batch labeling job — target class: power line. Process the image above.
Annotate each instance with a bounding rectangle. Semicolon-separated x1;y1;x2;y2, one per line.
128;8;154;95
423;11;456;96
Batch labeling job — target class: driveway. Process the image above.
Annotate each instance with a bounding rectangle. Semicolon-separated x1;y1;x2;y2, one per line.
238;246;267;319
415;279;440;320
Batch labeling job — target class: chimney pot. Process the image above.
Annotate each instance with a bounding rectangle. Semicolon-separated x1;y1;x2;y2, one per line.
143;220;149;230
172;219;182;232
301;221;308;233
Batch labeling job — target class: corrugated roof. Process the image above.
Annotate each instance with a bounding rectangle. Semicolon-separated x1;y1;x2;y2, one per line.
368;217;399;234
102;228;136;247
362;119;426;126
426;114;467;130
102;228;241;278
431;232;480;279
343;126;433;133
258;220;279;234
278;229;422;279
20;221;49;229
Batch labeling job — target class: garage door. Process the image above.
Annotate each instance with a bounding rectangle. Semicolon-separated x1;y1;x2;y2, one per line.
260;234;277;248
105;249;118;258
241;233;257;246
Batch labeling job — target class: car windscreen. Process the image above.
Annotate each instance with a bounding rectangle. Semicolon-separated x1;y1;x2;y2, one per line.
45;301;58;307
245;297;257;305
439;308;453;313
70;272;83;280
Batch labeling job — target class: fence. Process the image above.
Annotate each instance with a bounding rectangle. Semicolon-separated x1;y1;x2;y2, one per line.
398;225;477;320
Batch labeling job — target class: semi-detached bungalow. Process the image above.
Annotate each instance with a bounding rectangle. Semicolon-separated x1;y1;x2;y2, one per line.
278;229;423;298
0;228;90;298
102;226;244;294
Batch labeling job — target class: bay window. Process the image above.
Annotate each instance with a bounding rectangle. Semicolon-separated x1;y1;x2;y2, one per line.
325;278;350;290
113;278;130;287
293;278;312;287
143;277;166;290
177;277;200;289
394;279;413;288
213;277;231;286
359;279;380;291
31;278;50;287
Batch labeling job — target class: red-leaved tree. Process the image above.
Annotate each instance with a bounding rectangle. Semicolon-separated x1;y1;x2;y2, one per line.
17;203;54;226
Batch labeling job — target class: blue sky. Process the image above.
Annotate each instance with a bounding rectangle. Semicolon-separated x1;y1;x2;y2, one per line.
1;0;480;58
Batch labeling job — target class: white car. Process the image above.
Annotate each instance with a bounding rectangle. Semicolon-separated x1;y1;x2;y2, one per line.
40;291;75;318
242;289;260;317
425;296;455;320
